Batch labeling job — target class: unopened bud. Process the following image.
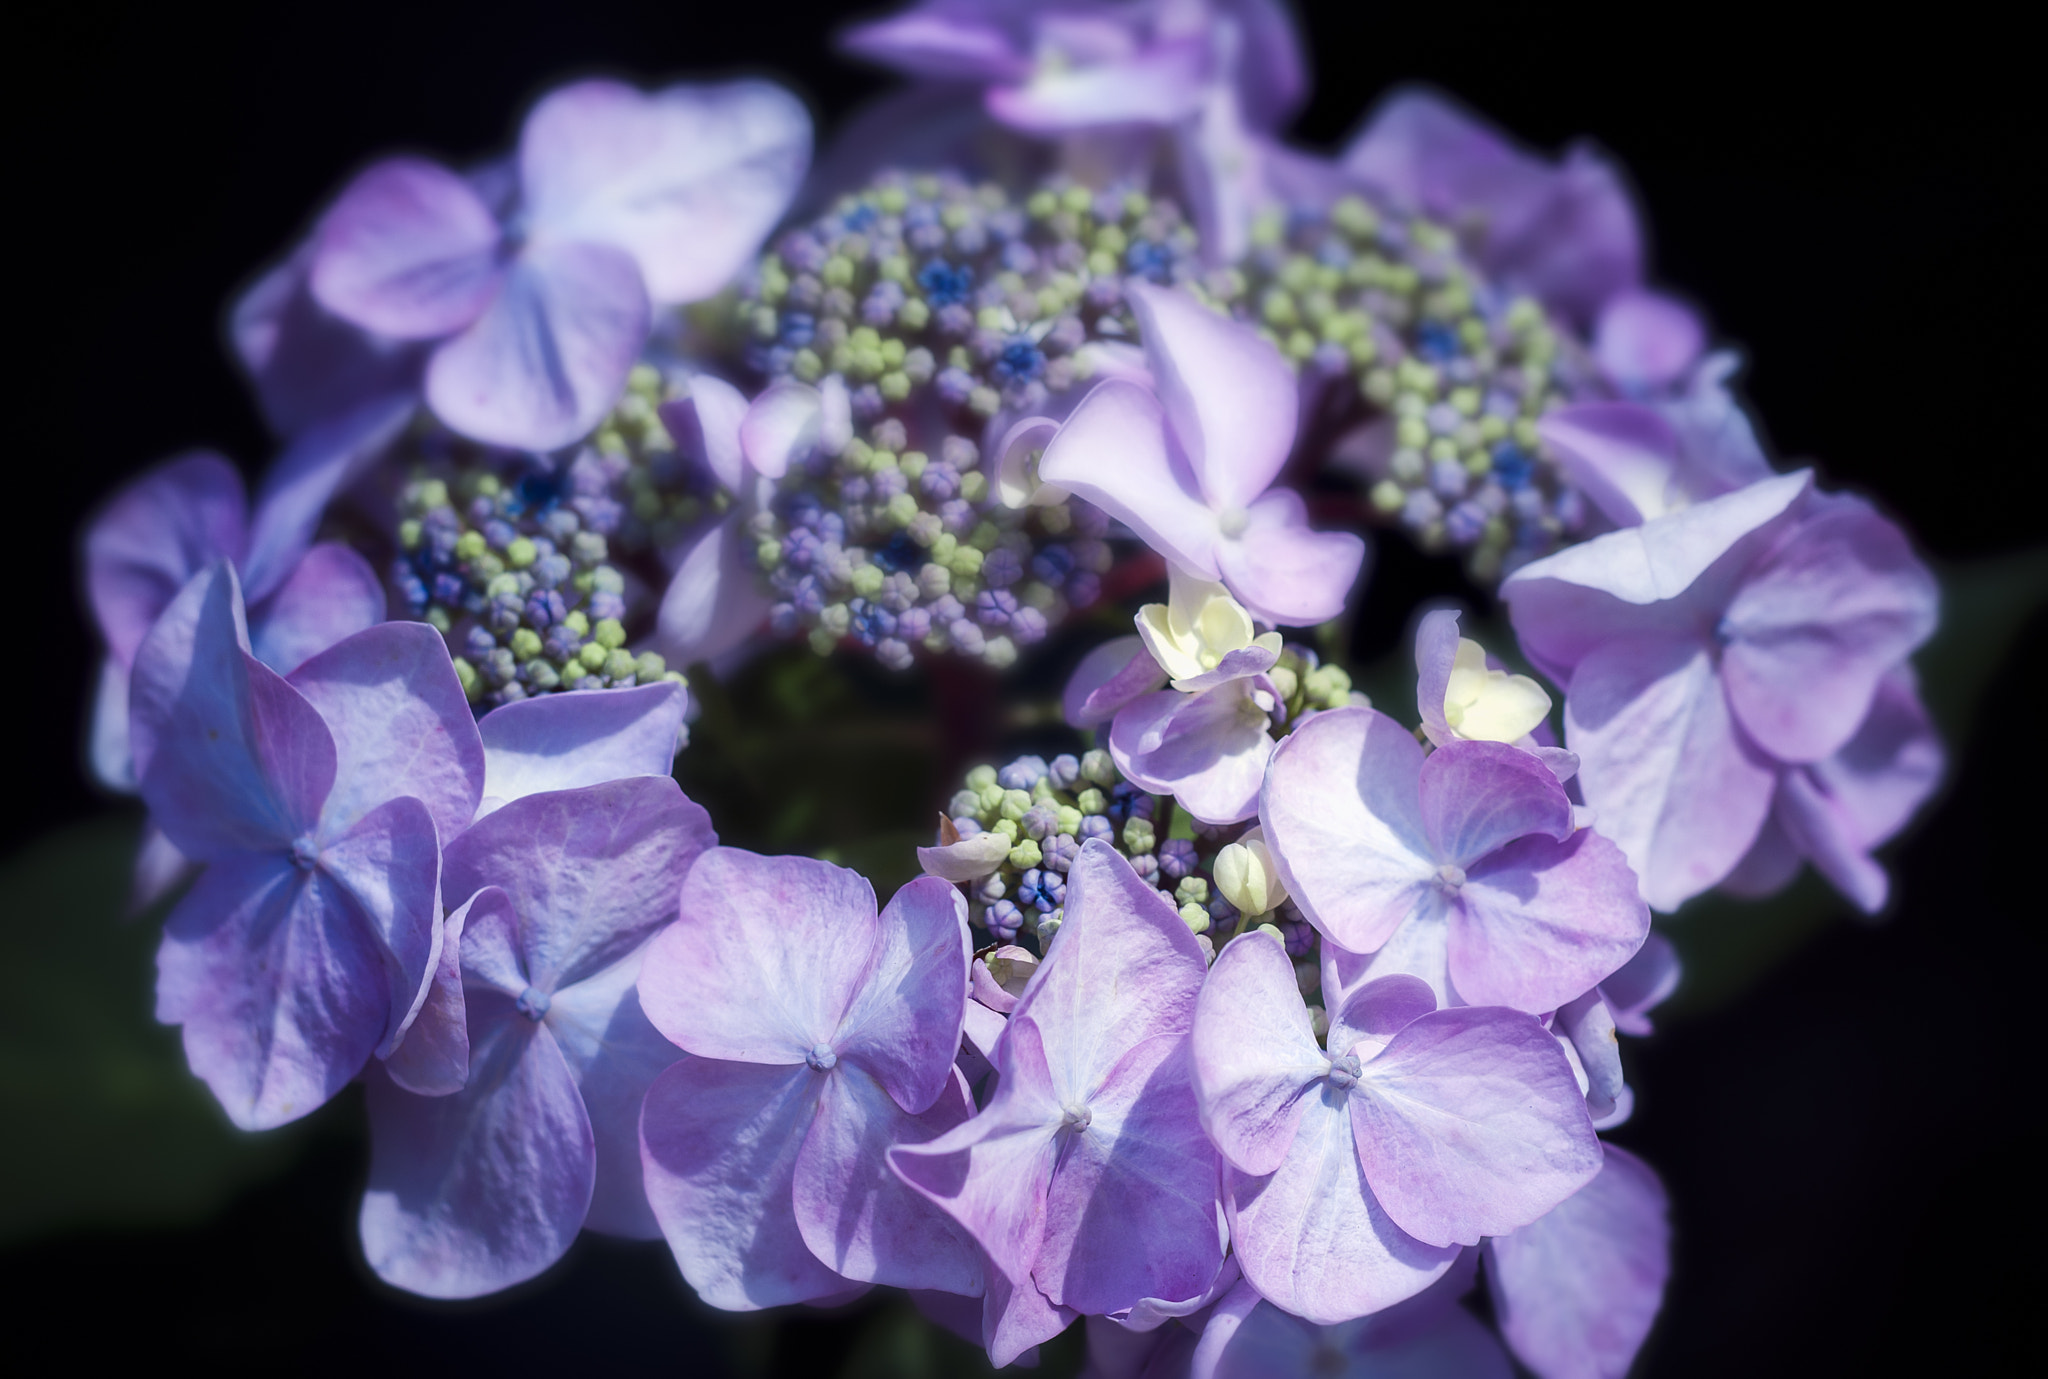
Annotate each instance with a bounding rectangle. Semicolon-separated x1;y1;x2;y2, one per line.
1214;829;1288;917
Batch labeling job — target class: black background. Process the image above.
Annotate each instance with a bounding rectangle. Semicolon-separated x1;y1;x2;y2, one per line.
6;1;2042;1373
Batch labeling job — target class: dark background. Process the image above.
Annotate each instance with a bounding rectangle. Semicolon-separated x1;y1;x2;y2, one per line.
6;1;2042;1373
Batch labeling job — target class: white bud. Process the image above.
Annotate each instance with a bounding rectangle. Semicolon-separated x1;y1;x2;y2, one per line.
1214;828;1288;917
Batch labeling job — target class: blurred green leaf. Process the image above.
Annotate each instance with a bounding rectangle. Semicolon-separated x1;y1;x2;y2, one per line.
0;813;305;1243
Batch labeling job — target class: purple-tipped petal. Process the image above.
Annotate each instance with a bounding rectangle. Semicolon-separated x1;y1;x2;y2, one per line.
360;1015;595;1298
426;240;650;451
1109;682;1274;826
658;374;751;492
1486;1144;1670;1379
657;511;773;668
1351;1007;1601;1248
1126;282;1296;512
242;392;415;602
444;777;711;992
1213;488;1367;627
640;1056;849;1310
835;876;971;1114
1565;637;1778;912
521;79;810;305
1258;707;1435;954
1594;289;1705;392
792;1064;981;1294
288;621;484;845
476;680;687;813
641;848;876;1064
85;452;246;668
1191;931;1328;1176
544;945;686;1238
311;157;504;339
987;37;1210;131
1417;740;1575;868
1066;636;1168;729
1038;380;1222;578
382;885;500;1098
1452;830;1649;1014
1720;497;1939;764
249;542;387;676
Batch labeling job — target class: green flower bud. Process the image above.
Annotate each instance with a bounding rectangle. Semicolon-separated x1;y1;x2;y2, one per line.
634;652;670;685
1075;788;1106;815
564;610;591;637
1080;749;1117;788
1180;903;1212;935
578;643;608;672
1008;839;1043;870
965;764;998;791
509;628;543;661
592;618;627;650
505;537;537;569
1175;876;1210;907
999;788;1032;822
1122;817;1156;854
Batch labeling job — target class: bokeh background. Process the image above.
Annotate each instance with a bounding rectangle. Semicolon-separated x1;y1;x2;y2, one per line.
7;1;2042;1372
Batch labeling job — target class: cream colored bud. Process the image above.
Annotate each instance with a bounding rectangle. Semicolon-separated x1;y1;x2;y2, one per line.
1214;828;1288;917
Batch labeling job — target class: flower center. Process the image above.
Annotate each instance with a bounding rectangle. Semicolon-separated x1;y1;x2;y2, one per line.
516;987;551;1021
1434;862;1466;893
1217;506;1251;538
806;1042;838;1072
1059;1102;1093;1132
288;834;319;871
1325;1052;1363;1090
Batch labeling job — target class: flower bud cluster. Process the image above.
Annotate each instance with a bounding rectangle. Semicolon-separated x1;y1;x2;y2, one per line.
1222;196;1599;579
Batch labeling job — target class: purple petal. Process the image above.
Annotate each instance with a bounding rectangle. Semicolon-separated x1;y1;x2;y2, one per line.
1537;403;1686;530
1557;990;1624;1119
1351;1007;1601;1247
1224;0;1310;129
1773;768;1891;914
476;680;688;813
1807;664;1944;848
381;886;501;1097
130;823;196;913
793;1064;982;1293
287;621;484;845
1565;636;1779;911
1326;974;1439;1058
318;794;448;1058
1126;282;1296;512
90;657;135;793
544;944;686;1238
520;79;810;305
918;830;1013;884
360;1018;595;1298
987;38;1209;131
1112;1254;1242;1332
1212;487;1367;627
1485;1144;1670;1379
1453;829;1649;1014
130;565;334;859
310;158;504;338
242;392;415;602
444;777;711;991
1487;145;1642;327
640;1056;851;1310
249;542;387;676
738;379;835;480
1720;809;1802;901
1601;931;1680;1037
1038;380;1222;578
1418;739;1575;868
230;245;424;439
1720;496;1939;763
1109;683;1274;826
656;511;773;668
1321;901;1456;1012
984;1261;1080;1369
1258;706;1435;955
1594;289;1705;392
426;240;649;451
85;451;246;668
1203;1290;1512;1379
839;9;1030;82
835;876;971;1115
640;848;876;1064
1413;608;1462;746
1191;931;1328;1176
1225;1092;1457;1326
1066;635;1168;730
658;374;750;491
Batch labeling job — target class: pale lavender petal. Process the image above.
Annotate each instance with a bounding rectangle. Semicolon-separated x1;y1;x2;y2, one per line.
476;680;687;813
1773;768;1890;914
793;1065;981;1293
130;824;195;913
543;945;685;1238
1594;288;1705;392
1720;497;1939;763
1486;1144;1670;1379
657;374;750;491
962;1000;1008;1064
1038;380;1222;578
521;79;810;305
130;565;333;859
1110;683;1273;826
1537;403;1686;530
1206;1293;1513;1379
839;9;1030;82
1417;740;1574;868
1601;931;1679;1037
1224;0;1309;129
318;794;447;1057
360;1017;595;1298
426;240;650;451
987;38;1209;131
1066;635;1168;729
242;392;416;601
1212;488;1367;627
1565;636;1779;911
919;829;1013;883
443;777;711;991
657;511;773;668
382;886;502;1097
85;451;246;668
1413;608;1462;746
739;378;832;480
1189;1277;1264;1379
984;1262;1080;1369
1191;931;1328;1176
1453;829;1649;1014
1719;808;1803;901
1351;1008;1601;1247
1322;897;1455;1009
1557;991;1623;1119
1112;1254;1242;1332
288;621;484;846
1325;974;1439;1060
1258;706;1435;955
641;847;876;1064
1126;282;1296;512
1486;145;1642;327
835;876;971;1114
230;245;424;439
1036;1037;1224;1315
90;657;135;793
1810;665;1944;849
1225;1091;1457;1326
310;157;503;338
640;1056;846;1309
249;542;387;676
